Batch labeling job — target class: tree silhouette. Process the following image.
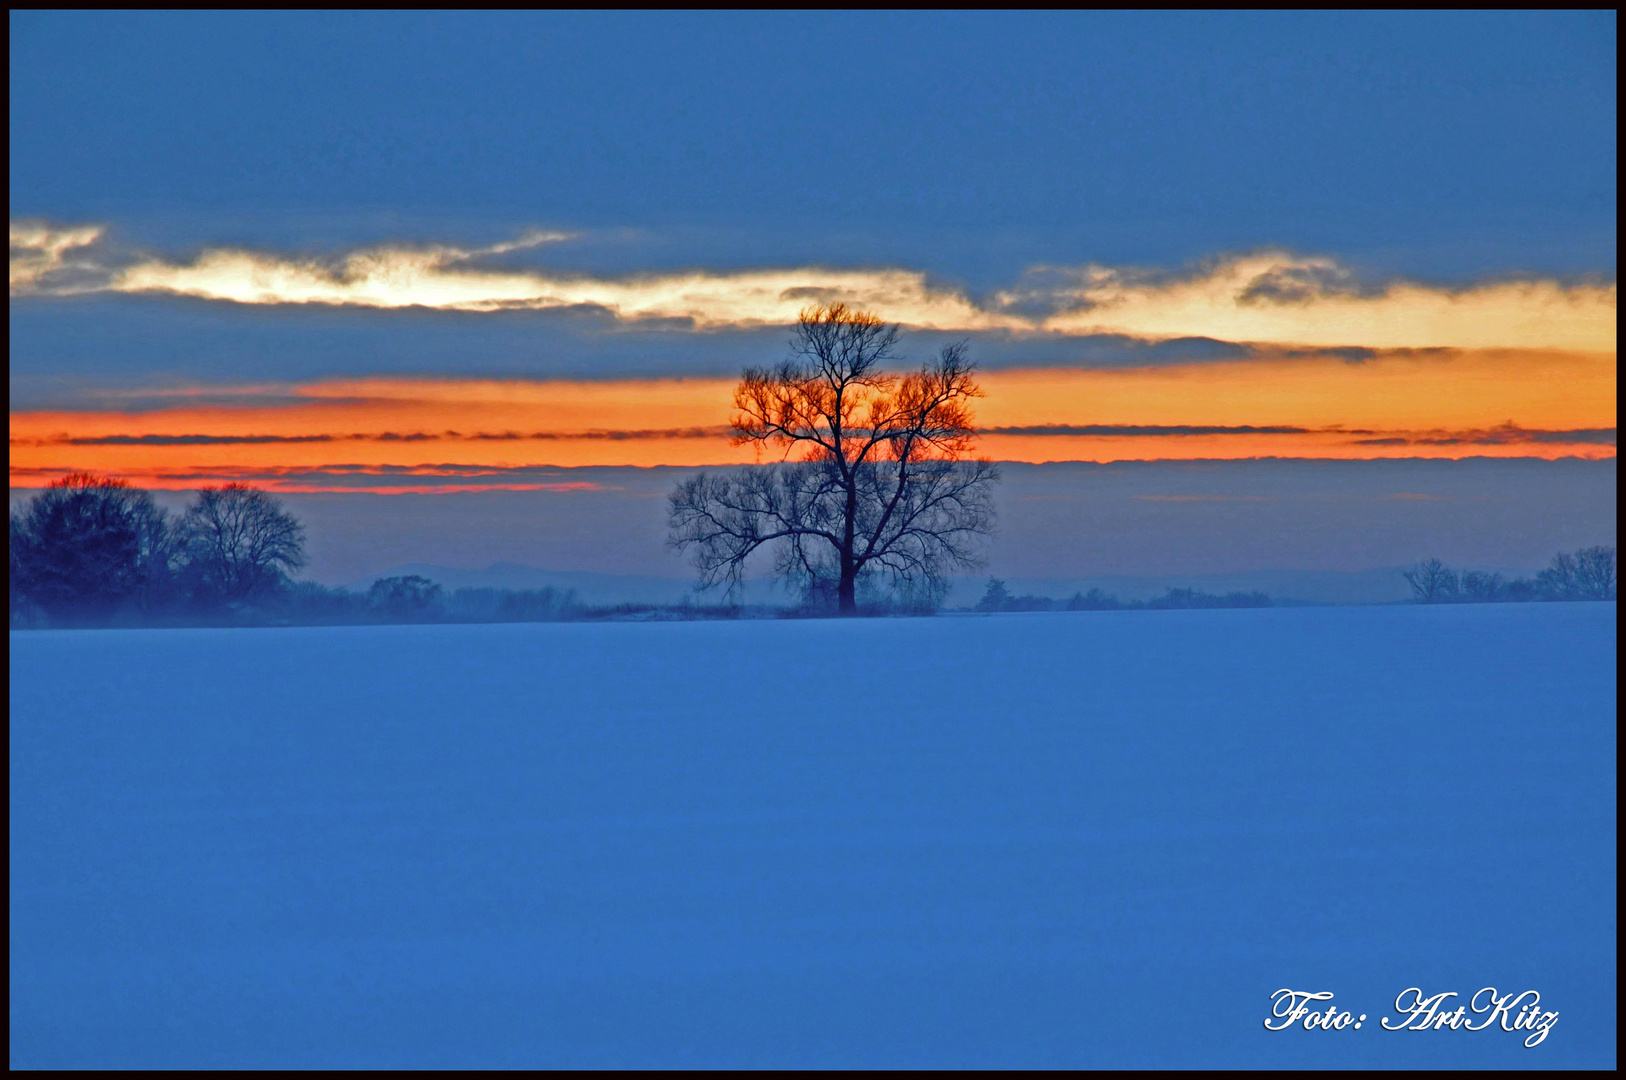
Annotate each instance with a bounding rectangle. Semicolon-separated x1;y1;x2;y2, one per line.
1572;545;1617;600
9;473;173;620
178;484;306;603
1402;557;1459;603
669;304;998;614
368;574;443;620
976;578;1013;612
1459;570;1504;602
1541;545;1617;600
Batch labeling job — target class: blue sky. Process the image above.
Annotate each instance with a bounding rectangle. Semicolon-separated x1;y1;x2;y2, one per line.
9;11;1617;396
8;12;1617;581
11;10;1616;281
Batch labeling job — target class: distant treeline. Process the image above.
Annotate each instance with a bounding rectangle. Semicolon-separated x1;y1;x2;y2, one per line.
1402;548;1615;604
6;474;904;628
12;473;1615;629
974;579;1273;613
277;577;586;626
12;474;306;627
8;474;749;628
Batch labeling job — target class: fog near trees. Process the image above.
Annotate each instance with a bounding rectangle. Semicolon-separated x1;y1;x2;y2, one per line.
9;477;588;628
1402;546;1616;603
9;473;172;619
11;471;1615;630
975;578;1273;613
9;475;939;628
10;475;302;624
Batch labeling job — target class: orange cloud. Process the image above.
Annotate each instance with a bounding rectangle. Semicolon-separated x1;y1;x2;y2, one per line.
976;349;1615;432
9;348;1614;491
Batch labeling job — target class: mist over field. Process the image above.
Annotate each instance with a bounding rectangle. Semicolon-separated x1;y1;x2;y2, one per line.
280;458;1617;601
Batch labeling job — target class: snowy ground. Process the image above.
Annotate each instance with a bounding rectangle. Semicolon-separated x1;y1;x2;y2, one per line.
10;604;1616;1068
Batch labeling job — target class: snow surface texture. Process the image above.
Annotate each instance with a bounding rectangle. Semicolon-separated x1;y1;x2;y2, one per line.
10;604;1617;1068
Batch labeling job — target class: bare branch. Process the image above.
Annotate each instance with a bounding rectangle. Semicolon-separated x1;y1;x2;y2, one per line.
672;308;999;613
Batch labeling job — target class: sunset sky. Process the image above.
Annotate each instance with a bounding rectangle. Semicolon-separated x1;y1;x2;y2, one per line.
9;11;1616;581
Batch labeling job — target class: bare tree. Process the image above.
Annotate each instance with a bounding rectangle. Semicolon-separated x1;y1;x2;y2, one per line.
669;304;999;615
1571;545;1616;600
1536;551;1581;599
1402;557;1459;603
1459;570;1504;602
178;484;306;602
368;574;444;621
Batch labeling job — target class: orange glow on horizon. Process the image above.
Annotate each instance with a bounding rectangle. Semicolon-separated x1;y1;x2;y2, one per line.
10;350;1615;492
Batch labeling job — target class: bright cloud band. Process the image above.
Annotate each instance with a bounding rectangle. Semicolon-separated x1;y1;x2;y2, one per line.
11;222;1617;350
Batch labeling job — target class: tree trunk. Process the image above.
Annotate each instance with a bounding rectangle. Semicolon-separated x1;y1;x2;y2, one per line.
838;557;857;615
839;482;858;615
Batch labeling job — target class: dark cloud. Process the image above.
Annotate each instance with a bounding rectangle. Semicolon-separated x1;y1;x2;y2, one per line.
24;462;611;491
985;423;1616;446
1531;428;1616;445
1304;346;1377;364
1236;262;1367;305
474;427;731;441
989;424;1313;437
1074;334;1254;366
1353;426;1618;447
15;426;735;447
44;433;343;446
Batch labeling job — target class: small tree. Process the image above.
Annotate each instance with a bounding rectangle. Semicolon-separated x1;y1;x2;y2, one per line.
976;578;1012;612
1501;577;1541;602
1572;545;1617;600
178;483;306;603
9;473;173;621
368;575;444;621
1402;558;1459;603
1536;551;1580;600
1066;588;1123;611
669;304;999;615
1459;570;1504;602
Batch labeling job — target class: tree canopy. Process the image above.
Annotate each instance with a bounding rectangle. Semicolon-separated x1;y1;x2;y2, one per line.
669;304;998;614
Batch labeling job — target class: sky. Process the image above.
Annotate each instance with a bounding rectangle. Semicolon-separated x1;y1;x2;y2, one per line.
8;12;1617;580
